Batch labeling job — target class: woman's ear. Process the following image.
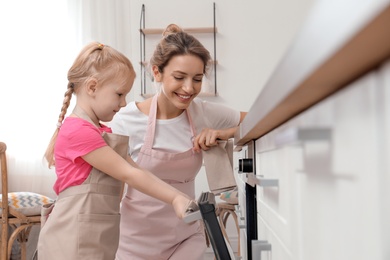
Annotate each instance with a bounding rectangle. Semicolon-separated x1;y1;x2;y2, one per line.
152;65;162;82
85;78;98;95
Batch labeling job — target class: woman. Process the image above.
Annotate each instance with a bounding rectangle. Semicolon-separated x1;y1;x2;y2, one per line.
110;24;246;260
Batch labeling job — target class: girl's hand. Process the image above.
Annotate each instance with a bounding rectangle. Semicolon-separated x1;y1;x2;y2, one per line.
172;195;193;219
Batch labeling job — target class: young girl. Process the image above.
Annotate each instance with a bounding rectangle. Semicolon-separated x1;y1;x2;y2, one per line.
110;24;246;260
37;42;192;260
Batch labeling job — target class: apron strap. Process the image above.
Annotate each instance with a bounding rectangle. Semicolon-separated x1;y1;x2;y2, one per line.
186;106;196;140
143;95;158;149
72;106;100;128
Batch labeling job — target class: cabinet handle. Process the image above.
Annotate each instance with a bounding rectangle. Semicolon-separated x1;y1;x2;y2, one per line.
252;240;272;260
275;127;331;147
247;173;278;187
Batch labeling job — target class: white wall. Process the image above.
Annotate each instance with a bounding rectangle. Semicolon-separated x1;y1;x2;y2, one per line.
123;0;315;197
1;0;314;197
127;0;314;109
123;0;316;248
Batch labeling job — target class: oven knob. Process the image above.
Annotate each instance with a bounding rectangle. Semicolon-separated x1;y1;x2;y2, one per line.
238;158;253;173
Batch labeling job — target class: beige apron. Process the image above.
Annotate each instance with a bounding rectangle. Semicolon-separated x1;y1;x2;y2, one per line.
38;108;128;260
116;95;206;260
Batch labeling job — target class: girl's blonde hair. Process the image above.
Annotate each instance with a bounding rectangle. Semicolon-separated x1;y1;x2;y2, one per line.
44;42;135;168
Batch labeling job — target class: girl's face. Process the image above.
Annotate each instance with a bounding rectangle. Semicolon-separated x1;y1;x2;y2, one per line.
92;72;134;122
154;54;204;115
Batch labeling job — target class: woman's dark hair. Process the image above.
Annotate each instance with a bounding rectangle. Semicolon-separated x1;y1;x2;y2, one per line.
150;24;211;75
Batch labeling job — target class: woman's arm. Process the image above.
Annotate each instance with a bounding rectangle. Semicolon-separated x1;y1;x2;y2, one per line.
82;146;191;218
193;111;247;152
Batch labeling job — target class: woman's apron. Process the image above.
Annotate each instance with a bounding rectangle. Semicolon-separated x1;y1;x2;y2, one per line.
38;108;129;260
116;95;206;260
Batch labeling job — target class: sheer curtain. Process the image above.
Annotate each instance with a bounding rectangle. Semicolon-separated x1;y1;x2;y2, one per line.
0;0;132;198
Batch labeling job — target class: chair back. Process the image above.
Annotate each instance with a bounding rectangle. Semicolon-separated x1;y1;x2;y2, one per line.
0;141;10;258
0;141;48;260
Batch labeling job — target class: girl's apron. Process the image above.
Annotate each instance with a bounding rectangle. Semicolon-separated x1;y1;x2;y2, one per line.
38;108;129;260
116;95;206;260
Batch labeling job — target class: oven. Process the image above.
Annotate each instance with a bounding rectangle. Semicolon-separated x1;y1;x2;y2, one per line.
235;141;257;260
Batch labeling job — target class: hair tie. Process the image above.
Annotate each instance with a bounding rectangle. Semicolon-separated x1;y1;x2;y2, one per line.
97;43;104;49
56;122;62;129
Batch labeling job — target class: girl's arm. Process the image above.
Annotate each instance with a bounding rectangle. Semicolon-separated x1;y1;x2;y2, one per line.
82;146;191;218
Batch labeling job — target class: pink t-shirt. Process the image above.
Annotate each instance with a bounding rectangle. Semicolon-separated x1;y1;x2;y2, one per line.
53;117;112;194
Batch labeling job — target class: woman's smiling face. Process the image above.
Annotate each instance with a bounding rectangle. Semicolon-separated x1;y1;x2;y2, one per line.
154;54;204;112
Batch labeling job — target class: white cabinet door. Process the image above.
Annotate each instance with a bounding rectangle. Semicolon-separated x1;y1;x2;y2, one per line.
252;60;390;260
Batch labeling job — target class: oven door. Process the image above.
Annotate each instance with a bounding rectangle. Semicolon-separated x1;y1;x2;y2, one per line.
235;140;257;260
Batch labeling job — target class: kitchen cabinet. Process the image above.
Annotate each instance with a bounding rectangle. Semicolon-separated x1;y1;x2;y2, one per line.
234;0;390;259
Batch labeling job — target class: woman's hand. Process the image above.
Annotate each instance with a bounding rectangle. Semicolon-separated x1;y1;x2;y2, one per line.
193;127;238;152
193;128;220;152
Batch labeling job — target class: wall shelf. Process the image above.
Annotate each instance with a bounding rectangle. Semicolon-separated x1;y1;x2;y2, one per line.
139;3;218;97
140;27;217;35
